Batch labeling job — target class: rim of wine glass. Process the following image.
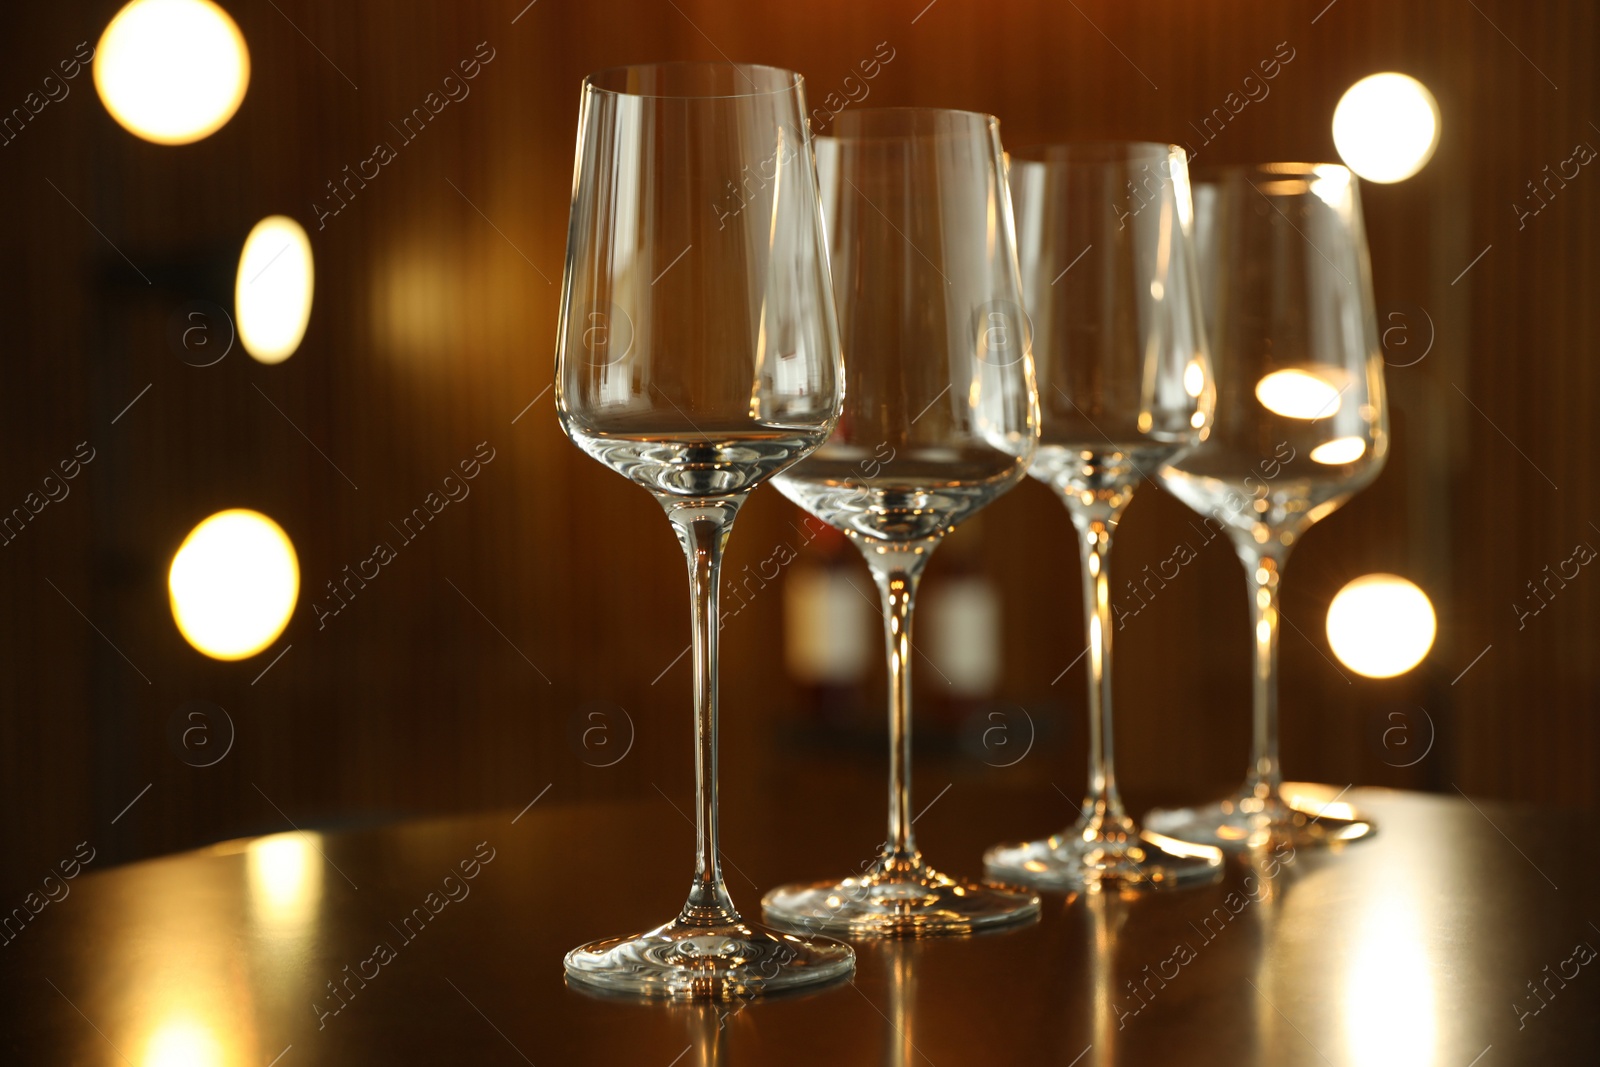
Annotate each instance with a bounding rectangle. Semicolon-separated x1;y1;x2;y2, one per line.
1006;140;1185;166
1191;160;1354;184
825;106;1000;139
583;61;803;100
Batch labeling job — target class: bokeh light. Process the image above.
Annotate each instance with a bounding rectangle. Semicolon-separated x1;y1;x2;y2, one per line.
169;509;298;661
1326;574;1437;679
1332;73;1440;184
236;216;315;364
1256;368;1343;420
94;0;250;145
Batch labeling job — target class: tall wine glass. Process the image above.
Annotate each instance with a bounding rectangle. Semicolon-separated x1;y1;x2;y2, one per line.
556;62;853;998
982;143;1223;892
761;108;1041;936
1145;162;1389;850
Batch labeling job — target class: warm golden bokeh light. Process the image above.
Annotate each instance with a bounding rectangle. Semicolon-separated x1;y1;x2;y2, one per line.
1255;368;1342;420
1332;73;1440;184
236;216;315;364
1326;574;1437;678
169;509;299;661
94;0;249;145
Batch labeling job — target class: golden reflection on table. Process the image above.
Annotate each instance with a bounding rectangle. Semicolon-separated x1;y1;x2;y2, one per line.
879;941;919;1067
110;833;326;1067
5;788;1598;1065
117;855;254;1066
1343;892;1437;1067
246;834;324;929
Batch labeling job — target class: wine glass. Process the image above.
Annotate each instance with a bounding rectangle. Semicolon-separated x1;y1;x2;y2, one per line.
761;107;1042;936
982;143;1224;892
1144;162;1389;850
556;62;853;998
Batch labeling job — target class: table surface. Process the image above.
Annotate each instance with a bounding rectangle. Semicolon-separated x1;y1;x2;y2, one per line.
2;782;1597;1065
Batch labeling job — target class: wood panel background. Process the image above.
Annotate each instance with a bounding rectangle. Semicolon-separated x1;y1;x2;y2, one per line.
0;0;1595;894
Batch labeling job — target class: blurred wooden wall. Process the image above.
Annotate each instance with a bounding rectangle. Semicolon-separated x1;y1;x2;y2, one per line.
0;0;1595;892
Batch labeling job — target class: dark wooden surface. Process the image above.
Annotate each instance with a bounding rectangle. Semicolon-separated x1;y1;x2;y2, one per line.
1;0;1598;923
2;781;1596;1064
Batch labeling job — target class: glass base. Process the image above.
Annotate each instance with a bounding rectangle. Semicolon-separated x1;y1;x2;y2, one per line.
1143;780;1377;852
563;916;854;1000
762;853;1040;937
984;815;1224;892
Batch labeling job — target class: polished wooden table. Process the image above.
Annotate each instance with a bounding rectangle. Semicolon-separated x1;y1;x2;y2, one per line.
3;785;1596;1064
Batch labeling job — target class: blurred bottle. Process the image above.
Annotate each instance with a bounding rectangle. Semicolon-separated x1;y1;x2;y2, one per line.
922;516;1003;735
783;520;872;726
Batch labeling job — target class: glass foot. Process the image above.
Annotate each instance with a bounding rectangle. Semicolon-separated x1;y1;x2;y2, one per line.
984;816;1223;892
563;916;854;1000
762;852;1040;937
1144;781;1377;852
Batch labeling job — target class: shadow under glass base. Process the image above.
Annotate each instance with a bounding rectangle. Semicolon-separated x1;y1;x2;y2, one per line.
984;816;1224;893
762;853;1040;938
1143;780;1377;852
563;916;855;1000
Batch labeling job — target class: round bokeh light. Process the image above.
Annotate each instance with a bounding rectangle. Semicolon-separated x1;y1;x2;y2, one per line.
169;509;298;660
1332;73;1440;184
94;0;250;145
1326;574;1437;679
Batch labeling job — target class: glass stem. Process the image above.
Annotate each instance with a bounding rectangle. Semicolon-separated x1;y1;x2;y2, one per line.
1239;547;1287;803
1064;488;1135;832
867;550;929;869
665;498;743;927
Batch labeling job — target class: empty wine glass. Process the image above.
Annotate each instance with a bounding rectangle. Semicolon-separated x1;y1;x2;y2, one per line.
761;107;1041;936
1145;162;1389;850
556;61;853;998
982;143;1224;892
